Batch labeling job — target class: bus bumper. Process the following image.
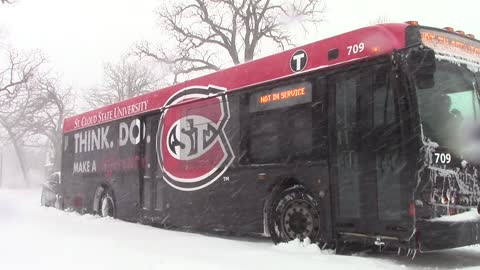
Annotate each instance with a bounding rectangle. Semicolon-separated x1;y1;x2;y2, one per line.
416;218;480;251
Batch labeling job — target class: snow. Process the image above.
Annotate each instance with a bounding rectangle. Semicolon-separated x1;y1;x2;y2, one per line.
436;53;480;73
432;208;480;222
2;189;480;270
427;165;456;178
274;237;329;254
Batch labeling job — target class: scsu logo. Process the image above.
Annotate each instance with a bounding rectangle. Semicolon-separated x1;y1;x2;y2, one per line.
167;115;221;160
157;86;234;191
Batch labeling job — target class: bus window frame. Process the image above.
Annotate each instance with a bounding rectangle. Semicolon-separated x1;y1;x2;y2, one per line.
328;55;418;235
237;76;328;166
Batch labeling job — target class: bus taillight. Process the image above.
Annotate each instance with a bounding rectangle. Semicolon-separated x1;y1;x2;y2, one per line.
409;201;415;217
415;230;421;247
441;195;449;204
73;196;83;209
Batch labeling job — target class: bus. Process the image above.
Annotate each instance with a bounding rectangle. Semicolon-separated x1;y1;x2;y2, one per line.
60;22;480;254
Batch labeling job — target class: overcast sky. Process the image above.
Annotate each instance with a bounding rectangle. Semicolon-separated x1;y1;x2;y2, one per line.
0;0;478;91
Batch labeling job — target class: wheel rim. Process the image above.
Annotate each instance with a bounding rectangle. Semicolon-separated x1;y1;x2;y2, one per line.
54;195;60;209
282;200;320;240
41;192;46;206
101;195;114;217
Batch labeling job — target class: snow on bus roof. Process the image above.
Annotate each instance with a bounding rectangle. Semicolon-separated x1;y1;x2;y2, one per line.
63;23;409;133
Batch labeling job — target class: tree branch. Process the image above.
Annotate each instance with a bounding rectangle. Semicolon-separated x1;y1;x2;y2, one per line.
135;0;326;82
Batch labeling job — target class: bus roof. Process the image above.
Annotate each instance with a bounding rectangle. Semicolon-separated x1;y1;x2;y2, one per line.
64;23;410;133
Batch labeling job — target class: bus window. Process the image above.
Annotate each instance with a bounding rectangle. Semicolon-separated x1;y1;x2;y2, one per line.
155;182;164;211
372;64;402;221
142;180;151;210
247;81;314;164
290;108;312;159
335;72;361;219
335;64;402;221
311;77;328;161
446;91;479;121
373;66;396;127
249;110;282;163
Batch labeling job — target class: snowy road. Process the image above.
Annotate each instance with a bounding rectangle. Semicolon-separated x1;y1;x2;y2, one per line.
1;189;480;270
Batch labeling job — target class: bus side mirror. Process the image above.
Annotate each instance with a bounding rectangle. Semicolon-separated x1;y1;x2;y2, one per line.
408;47;436;89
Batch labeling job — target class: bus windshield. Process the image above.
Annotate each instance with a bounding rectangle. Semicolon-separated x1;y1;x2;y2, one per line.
417;60;480;154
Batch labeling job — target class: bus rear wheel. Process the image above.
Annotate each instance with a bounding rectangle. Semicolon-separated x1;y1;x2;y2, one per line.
99;190;115;218
40;190;48;207
268;187;321;244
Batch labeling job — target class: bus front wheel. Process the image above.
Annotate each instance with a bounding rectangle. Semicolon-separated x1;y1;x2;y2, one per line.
268;187;321;244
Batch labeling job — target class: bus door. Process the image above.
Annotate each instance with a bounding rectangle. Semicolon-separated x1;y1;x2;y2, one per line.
139;113;167;223
331;63;405;236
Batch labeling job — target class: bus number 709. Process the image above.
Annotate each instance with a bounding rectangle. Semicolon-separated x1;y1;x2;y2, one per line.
347;42;365;55
434;153;451;164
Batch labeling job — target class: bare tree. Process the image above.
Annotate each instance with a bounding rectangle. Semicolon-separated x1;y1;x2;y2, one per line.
85;57;161;109
28;75;75;172
135;0;326;83
0;72;74;183
0;84;42;185
0;49;44;185
369;15;394;26
0;49;44;93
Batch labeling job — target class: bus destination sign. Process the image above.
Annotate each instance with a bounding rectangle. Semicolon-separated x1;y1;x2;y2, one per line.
420;28;480;64
249;82;312;112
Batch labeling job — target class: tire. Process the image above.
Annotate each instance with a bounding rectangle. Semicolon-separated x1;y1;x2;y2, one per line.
41;190;49;207
99;189;116;218
54;195;64;210
268;186;321;244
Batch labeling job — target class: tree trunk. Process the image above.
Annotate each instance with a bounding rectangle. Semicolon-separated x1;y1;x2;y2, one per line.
52;139;62;172
0;116;30;186
0;150;3;188
11;139;30;187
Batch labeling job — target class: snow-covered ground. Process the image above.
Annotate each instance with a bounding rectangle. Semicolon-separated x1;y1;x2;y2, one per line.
1;189;480;270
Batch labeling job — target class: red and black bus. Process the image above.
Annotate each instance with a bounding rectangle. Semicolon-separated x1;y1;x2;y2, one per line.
60;22;480;253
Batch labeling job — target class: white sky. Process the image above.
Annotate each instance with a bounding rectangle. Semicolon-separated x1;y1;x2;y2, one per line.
0;0;479;91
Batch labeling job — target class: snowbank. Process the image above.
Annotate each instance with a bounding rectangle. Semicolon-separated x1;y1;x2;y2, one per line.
1;189;480;270
432;208;480;222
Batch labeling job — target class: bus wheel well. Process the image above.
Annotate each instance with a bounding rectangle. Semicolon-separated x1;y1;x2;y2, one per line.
266;184;320;244
263;178;303;237
93;184;115;215
271;178;301;194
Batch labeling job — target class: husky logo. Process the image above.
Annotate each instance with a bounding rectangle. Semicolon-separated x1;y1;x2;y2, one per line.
158;85;234;191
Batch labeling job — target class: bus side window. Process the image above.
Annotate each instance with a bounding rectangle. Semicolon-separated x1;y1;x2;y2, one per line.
246;86;314;164
335;71;361;219
143;115;158;179
289;107;313;160
142;115;159;211
248;110;282;163
312;77;328;160
373;65;396;128
372;63;402;221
